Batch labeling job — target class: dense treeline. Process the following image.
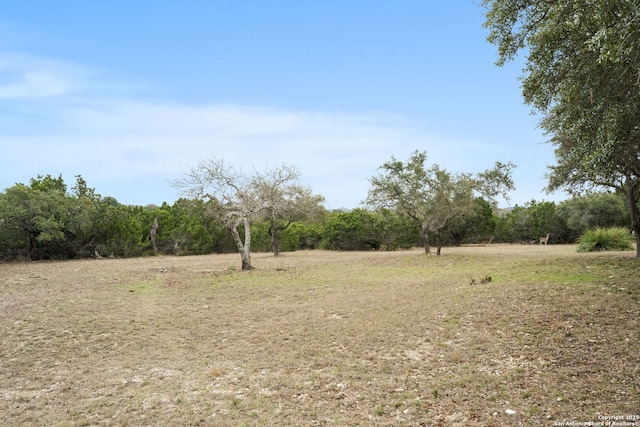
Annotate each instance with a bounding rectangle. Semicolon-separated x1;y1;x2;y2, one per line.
0;174;631;261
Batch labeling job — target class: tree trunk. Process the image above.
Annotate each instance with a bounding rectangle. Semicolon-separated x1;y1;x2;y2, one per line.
269;224;280;257
27;233;36;261
240;248;253;270
229;223;254;270
436;233;442;256
420;224;431;254
626;180;640;258
271;234;280;257
150;217;159;252
242;217;252;269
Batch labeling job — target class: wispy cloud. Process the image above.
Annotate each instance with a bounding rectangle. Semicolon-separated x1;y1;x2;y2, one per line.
3;96;474;207
0;51;549;207
0;53;90;98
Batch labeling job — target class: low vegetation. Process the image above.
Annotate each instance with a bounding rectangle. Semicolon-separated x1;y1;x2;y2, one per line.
1;245;638;426
577;227;635;253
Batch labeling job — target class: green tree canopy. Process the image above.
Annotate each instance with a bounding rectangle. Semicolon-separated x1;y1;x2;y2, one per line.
483;0;640;256
366;150;514;255
557;193;630;242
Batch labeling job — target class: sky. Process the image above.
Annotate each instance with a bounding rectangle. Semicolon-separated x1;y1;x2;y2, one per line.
0;1;568;210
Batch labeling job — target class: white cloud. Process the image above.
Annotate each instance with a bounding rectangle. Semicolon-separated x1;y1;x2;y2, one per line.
2;98;463;206
0;52;559;208
0;52;89;98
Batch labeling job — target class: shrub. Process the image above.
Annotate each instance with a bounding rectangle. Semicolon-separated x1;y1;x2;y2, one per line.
576;227;634;252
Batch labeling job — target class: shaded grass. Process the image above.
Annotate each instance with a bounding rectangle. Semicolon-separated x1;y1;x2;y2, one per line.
0;246;638;426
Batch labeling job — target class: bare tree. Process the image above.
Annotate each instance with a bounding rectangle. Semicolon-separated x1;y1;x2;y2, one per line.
173;157;258;270
253;165;325;256
173;157;323;268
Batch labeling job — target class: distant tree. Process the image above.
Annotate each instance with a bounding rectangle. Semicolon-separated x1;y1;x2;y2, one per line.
374;208;421;250
0;181;68;260
323;209;382;251
71;175;99;200
253;164;325;256
483;0;640;256
30;174;67;193
526;200;567;244
279;221;324;251
494;205;530;243
366;150;514;255
65;176;101;257
155;199;219;255
494;200;568;244
149;217;159;252
101;204;145;258
445;198;496;245
557;193;629;243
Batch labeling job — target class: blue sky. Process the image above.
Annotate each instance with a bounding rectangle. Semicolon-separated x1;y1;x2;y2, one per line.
0;1;566;209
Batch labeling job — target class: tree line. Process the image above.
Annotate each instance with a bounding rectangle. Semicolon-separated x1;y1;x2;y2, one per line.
0;172;630;262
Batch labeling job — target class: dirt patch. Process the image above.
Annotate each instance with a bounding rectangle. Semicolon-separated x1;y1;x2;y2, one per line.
1;246;638;426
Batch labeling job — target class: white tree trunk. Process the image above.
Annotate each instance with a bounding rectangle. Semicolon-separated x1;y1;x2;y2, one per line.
229;219;253;270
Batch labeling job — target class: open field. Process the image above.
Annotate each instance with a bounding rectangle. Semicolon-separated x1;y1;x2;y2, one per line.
1;245;639;426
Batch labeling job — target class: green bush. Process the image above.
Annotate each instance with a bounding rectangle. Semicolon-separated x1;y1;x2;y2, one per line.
576;227;634;252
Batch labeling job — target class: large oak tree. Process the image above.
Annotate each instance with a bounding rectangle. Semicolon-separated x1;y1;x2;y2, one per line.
483;0;640;256
366;150;514;255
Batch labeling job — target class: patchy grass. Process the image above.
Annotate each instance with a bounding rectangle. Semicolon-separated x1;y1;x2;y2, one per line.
1;245;638;426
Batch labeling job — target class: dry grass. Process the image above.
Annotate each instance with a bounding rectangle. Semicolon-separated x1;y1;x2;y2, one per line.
1;245;638;426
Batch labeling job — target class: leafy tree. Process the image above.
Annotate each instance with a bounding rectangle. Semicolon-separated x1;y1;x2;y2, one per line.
279;221;324;251
71;175;99;200
28;175;71;257
0;181;69;260
90;196;120;256
483;0;640;256
557;193;629;243
445;198;496;245
0;175;109;260
153;199;218;255
494;205;530;243
374;208;421;250
101;204;145;258
366;150;514;255
61;175;103;258
494;200;569;244
526;200;567;244
323;209;382;251
30;174;67;193
0;184;39;259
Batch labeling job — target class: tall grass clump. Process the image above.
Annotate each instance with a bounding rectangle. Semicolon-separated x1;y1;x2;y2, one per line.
577;227;634;252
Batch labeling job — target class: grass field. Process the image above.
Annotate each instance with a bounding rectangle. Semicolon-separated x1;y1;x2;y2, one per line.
1;245;638;426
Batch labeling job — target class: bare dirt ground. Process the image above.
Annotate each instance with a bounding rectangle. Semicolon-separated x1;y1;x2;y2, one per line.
1;245;638;426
